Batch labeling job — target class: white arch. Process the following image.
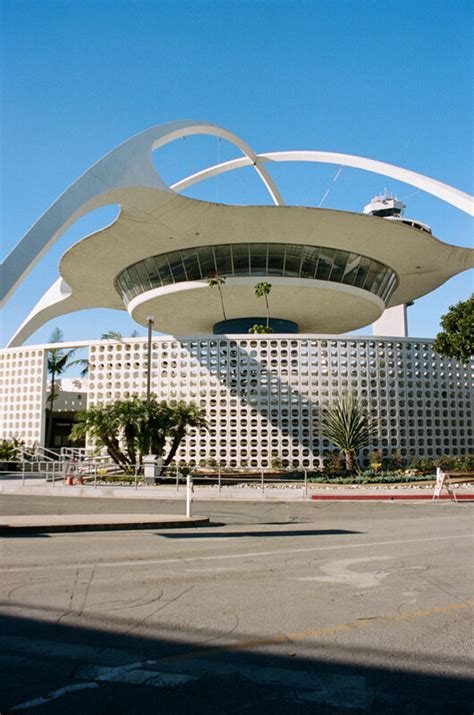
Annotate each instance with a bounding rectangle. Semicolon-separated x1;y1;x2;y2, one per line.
0;120;283;308
8;278;79;348
171;151;474;216
149;125;283;206
2;118;472;330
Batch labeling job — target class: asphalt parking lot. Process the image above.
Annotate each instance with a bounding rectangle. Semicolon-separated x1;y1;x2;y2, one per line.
1;495;473;713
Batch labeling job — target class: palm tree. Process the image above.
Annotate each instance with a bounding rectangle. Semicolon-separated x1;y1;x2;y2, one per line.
254;281;272;329
135;397;175;458
164;401;208;467
101;329;140;340
101;330;124;340
46;328;88;447
71;398;165;472
321;393;376;473
70;404;130;471
112;396;174;466
208;272;227;321
113;398;141;466
71;397;207;473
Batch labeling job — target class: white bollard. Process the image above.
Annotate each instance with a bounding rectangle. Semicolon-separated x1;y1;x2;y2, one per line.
186;474;193;517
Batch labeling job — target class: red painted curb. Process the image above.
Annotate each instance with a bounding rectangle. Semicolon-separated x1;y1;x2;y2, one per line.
311;494;474;501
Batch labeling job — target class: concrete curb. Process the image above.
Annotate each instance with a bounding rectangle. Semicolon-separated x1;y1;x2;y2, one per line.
311;494;474;501
0;514;209;534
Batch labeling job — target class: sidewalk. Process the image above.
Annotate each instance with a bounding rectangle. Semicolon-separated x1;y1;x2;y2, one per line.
0;513;209;534
1;478;473;502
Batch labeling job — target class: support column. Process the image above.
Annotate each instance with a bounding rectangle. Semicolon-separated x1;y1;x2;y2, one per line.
372;304;408;337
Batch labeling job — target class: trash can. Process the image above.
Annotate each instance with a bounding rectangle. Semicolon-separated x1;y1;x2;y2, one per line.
143;454;163;484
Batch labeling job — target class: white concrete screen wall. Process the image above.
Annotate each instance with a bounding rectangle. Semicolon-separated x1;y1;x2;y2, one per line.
2;336;471;465
0;348;47;446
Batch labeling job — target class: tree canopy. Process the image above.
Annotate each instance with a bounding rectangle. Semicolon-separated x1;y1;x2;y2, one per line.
433;294;474;364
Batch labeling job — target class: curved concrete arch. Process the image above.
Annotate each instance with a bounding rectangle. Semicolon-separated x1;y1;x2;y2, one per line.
0;120;283;308
171;151;474;216
171;156;251;192
8;278;83;347
149;124;283;206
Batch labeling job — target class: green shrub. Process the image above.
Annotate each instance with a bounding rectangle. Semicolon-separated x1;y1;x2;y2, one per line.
388;449;403;469
309;470;434;485
367;450;383;471
408;454;474;472
271;455;283;470
0;438;25;461
322;450;346;477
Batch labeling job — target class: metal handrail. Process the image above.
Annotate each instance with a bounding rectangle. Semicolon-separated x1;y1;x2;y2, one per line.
17;446;58;463
13;458;309;500
60;446;96;460
36;445;60;460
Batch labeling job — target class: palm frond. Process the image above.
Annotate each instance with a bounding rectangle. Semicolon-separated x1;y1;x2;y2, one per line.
49;327;64;344
101;330;123;340
69;357;89;377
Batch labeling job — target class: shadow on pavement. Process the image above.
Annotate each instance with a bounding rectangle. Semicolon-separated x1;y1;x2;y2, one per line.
1;610;472;714
158;528;362;539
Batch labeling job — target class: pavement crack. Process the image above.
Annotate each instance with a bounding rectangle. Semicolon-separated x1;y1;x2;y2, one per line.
68;569;79;611
120;585;195;636
78;566;95;617
415;565;466;601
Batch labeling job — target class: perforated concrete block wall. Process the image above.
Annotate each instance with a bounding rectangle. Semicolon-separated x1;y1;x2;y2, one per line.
0;347;47;445
85;335;473;468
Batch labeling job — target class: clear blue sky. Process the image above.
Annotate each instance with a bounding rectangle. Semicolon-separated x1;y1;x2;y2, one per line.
1;0;472;346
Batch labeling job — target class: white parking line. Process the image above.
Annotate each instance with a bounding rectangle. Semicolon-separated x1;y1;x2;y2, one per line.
1;533;472;574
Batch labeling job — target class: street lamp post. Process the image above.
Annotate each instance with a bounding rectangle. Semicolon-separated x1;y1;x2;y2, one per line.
146;315;154;402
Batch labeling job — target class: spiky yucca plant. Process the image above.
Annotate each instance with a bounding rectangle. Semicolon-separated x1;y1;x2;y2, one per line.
321;393;376;473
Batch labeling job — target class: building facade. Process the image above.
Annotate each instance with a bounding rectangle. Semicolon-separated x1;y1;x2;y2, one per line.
1;121;472;462
1;334;471;466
